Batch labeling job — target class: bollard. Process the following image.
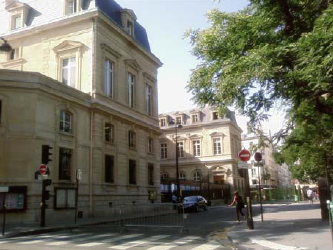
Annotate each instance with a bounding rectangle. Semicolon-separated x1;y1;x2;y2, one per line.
326;200;333;245
246;197;254;230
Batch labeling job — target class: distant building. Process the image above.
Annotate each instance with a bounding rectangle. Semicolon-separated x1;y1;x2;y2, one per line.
0;0;162;222
241;135;292;188
159;107;243;201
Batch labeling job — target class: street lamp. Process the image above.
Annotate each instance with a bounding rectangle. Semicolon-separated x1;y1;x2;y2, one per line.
169;120;182;201
0;38;12;52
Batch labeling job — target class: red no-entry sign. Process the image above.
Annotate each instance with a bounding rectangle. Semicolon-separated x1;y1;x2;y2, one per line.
39;164;47;175
239;149;251;162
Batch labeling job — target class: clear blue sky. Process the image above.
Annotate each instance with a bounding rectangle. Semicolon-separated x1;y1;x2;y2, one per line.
116;0;285;134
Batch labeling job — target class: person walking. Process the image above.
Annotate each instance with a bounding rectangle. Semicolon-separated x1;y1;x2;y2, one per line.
229;191;245;222
307;189;314;204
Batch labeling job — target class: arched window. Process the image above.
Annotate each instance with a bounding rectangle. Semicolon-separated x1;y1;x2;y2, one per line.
193;171;201;182
179;172;186;180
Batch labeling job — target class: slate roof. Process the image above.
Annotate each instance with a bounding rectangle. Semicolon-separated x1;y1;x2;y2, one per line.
0;0;151;52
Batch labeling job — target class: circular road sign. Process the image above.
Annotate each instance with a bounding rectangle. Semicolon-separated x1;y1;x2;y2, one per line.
39;164;47;175
254;152;263;162
239;149;251;162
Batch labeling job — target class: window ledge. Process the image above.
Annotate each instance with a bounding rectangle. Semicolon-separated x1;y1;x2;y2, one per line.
1;58;26;68
60;131;74;137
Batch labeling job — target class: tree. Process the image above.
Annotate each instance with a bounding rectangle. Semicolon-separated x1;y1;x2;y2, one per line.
186;0;333;180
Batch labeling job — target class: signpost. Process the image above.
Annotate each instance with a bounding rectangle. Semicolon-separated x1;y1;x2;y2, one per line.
254;152;264;222
238;149;254;230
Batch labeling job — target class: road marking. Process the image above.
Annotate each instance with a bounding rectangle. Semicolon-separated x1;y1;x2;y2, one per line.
191;241;221;250
76;242;105;247
250;238;307;250
145;236;202;250
46;241;68;246
76;233;117;241
0;241;9;244
18;240;44;244
109;235;171;249
101;234;143;243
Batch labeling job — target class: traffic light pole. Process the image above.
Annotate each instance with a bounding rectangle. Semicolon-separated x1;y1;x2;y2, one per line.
40;179;46;227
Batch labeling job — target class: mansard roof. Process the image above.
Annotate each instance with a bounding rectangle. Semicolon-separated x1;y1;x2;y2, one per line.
95;0;151;52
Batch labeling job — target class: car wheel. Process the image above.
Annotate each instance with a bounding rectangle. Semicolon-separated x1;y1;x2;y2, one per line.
204;206;208;211
195;205;199;212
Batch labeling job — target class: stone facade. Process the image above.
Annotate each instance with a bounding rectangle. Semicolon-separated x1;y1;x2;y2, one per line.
0;0;162;222
159;107;244;198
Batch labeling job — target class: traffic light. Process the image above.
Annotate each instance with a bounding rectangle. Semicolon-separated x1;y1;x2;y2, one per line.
41;145;53;164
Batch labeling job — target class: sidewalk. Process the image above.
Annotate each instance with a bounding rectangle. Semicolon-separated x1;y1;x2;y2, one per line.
228;202;332;250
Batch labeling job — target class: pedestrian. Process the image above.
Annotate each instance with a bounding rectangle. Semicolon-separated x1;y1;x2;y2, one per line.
307;189;313;203
229;191;245;222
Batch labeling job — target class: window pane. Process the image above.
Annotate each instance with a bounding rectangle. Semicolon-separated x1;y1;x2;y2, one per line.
59;148;72;180
67;189;76;208
129;160;136;184
105;155;114;183
56;189;66;208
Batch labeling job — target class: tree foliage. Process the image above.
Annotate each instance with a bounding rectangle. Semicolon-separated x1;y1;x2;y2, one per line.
186;0;333;181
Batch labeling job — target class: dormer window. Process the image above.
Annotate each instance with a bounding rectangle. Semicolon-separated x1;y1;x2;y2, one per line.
12;14;21;30
160;118;166;127
65;0;81;15
176;117;182;125
192;114;198;123
120;9;137;37
127;21;133;35
212;111;219;120
6;1;30;31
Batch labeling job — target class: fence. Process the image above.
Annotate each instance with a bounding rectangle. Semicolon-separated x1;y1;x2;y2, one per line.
250;186;296;203
110;203;187;234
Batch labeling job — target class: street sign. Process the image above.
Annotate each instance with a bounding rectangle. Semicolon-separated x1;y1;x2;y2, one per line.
76;169;82;180
39;164;47;175
254;152;262;162
239;149;251;162
238;162;251;169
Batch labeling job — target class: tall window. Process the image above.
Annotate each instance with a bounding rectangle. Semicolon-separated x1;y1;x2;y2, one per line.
193;171;201;182
59;148;72;180
104;59;113;98
177;142;184;158
66;0;77;14
146;84;152;116
148;137;154;154
193;140;201;156
128;130;136;149
160;119;166;127
60;110;72;133
129;159;136;185
161;173;169;181
148;163;154;186
105;155;114;183
128;73;135;108
105;123;114;143
62;57;76;88
12;14;21;30
8;48;19;61
212;112;219;120
192;115;198;123
161;143;167;159
213;138;222;155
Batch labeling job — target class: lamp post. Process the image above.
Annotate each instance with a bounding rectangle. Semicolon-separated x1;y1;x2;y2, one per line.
169;120;182;201
0;38;12;52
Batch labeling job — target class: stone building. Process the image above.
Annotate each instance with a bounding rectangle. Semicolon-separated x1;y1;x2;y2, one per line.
0;0;162;222
241;135;292;188
159;107;243;201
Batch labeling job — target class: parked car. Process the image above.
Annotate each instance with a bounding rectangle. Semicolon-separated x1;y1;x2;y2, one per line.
179;195;208;212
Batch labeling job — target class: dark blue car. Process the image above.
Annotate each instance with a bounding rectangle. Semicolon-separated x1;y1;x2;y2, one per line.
180;195;208;212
